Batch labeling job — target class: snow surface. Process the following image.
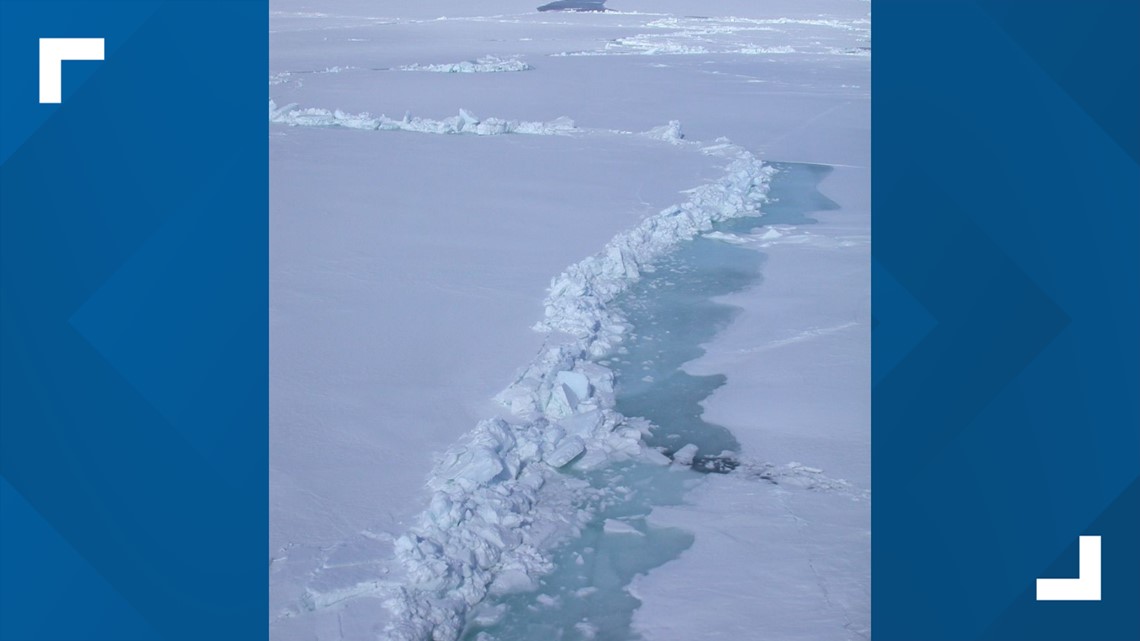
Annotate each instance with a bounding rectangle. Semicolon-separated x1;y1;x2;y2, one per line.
270;0;868;639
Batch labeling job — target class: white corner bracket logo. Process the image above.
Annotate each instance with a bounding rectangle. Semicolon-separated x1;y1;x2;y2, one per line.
1036;535;1101;601
39;38;105;104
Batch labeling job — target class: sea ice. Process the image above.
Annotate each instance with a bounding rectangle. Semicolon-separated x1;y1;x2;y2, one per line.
645;120;685;145
401;56;532;73
671;444;699;467
545;436;586;468
269;101;576;137
602;519;644;536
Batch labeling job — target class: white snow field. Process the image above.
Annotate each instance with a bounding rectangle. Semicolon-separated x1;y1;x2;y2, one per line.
270;1;869;640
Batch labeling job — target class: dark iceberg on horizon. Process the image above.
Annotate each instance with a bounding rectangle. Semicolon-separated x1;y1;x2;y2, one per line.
537;0;607;12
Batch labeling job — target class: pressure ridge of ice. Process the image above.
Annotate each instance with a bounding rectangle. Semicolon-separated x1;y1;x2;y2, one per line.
269;100;576;136
380;140;775;641
400;56;533;74
268;94;774;641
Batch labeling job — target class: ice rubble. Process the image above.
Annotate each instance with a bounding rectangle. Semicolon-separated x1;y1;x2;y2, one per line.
381;140;774;641
268;67;355;88
737;45;796;55
704;224;868;250
400;56;532;73
269;100;576;136
644;120;685;145
533;140;775;354
550;14;869;58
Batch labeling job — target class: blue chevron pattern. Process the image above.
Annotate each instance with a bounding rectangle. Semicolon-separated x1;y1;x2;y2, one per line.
873;1;1139;639
0;2;267;640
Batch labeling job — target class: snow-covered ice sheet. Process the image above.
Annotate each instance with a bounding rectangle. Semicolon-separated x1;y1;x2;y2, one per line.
631;468;870;641
270;0;868;639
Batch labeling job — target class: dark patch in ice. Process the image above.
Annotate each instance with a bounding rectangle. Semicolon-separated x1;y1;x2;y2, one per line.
750;466;781;484
537;0;607;12
691;455;739;474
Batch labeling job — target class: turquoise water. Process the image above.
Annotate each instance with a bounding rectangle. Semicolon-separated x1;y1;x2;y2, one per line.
611;162;835;470
461;163;836;641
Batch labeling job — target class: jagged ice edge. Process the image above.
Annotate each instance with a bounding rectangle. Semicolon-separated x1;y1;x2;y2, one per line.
382;139;774;641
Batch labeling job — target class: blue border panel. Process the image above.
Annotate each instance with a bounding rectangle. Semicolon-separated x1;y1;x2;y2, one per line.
874;1;1139;640
1;2;267;640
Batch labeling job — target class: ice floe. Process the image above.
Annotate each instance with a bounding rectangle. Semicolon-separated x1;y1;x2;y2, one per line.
671;443;699;467
602;519;644;536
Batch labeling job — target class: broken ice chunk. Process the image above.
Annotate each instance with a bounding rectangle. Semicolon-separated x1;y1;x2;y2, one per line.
496;381;539;416
671;443;699;467
469;603;507;627
458;108;480;128
575;621;599;639
602;519;644;536
554;370;591;401
545;435;585;468
429;446;504;490
489;568;538;595
642;447;672;466
557;409;603;438
543;382;579;418
573;447;610;470
644;120;685;145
